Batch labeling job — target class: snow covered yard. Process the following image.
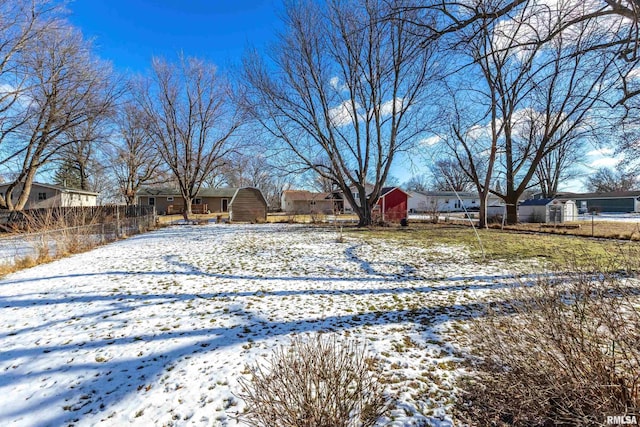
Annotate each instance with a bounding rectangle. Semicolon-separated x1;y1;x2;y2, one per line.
0;223;526;426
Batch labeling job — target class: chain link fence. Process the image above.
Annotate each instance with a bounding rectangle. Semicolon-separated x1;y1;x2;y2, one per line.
0;205;156;268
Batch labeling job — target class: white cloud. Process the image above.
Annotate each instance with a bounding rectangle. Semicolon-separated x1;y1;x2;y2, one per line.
420;135;441;146
0;83;31;107
329;97;406;127
467;122;498;140
328;100;361;127
589;156;622;168
627;68;640;80
378;97;404;117
491;0;622;60
329;77;343;91
586;147;615;157
0;83;15;93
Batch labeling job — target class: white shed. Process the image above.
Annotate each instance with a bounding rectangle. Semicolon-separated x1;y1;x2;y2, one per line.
519;198;578;223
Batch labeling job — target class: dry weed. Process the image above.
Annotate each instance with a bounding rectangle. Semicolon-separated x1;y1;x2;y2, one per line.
457;250;640;426
237;334;391;427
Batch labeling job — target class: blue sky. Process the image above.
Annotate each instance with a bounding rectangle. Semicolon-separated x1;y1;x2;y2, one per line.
67;0;422;186
68;0;283;73
65;1;612;191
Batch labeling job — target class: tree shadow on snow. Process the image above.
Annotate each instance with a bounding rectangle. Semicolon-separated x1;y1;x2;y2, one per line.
0;224;621;425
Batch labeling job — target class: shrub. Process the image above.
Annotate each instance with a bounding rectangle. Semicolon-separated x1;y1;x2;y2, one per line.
237;334;391;427
457;254;640;426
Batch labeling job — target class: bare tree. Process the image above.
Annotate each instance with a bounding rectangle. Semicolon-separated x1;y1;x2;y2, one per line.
139;56;239;218
395;0;640;110
221;153;291;211
429;158;475;192
308;156;338;193
53;116;113;192
441;1;622;225
0;1;63;147
110;101;165;206
395;1;639;47
0;24;119;210
241;0;440;226
585;166;638;192
403;174;429;192
534;130;584;198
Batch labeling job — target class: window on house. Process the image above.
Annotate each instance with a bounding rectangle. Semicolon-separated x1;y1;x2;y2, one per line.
167;196;174;202
85;195;89;201
38;192;47;200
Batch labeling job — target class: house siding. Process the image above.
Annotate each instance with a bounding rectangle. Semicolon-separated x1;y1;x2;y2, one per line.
0;183;97;210
408;191;503;213
229;188;267;222
285;199;334;214
576;197;635;213
281;191;336;214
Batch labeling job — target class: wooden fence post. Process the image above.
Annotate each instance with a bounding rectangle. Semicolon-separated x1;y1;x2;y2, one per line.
116;206;120;238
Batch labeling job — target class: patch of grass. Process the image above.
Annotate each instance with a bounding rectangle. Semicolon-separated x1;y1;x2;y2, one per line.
347;223;640;269
495;219;640;241
0;252;53;277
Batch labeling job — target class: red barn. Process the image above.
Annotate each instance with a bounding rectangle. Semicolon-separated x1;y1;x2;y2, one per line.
373;187;409;222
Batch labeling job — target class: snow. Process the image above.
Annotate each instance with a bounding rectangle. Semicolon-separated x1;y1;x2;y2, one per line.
578;212;640;222
0;224;526;426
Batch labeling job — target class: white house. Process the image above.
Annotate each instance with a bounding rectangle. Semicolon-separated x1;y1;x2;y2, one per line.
0;182;98;210
408;191;504;213
343;184;375;212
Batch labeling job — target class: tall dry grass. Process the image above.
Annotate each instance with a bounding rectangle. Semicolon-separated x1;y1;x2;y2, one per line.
237;334;391;427
457;249;640;426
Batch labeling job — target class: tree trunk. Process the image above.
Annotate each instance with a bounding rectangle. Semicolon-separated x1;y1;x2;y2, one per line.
505;198;518;225
14;169;38;211
355;204;373;227
478;191;489;229
183;197;192;220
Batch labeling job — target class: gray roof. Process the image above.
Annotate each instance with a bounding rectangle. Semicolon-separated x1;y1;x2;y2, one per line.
557;191;640;199
137;187;239;198
520;198;553;206
0;181;99;196
520;198;575;206
380;186;410;197
411;190;501;199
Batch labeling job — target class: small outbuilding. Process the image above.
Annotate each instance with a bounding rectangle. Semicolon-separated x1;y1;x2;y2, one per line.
228;187;268;223
374;187;409;222
519;198;578;223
